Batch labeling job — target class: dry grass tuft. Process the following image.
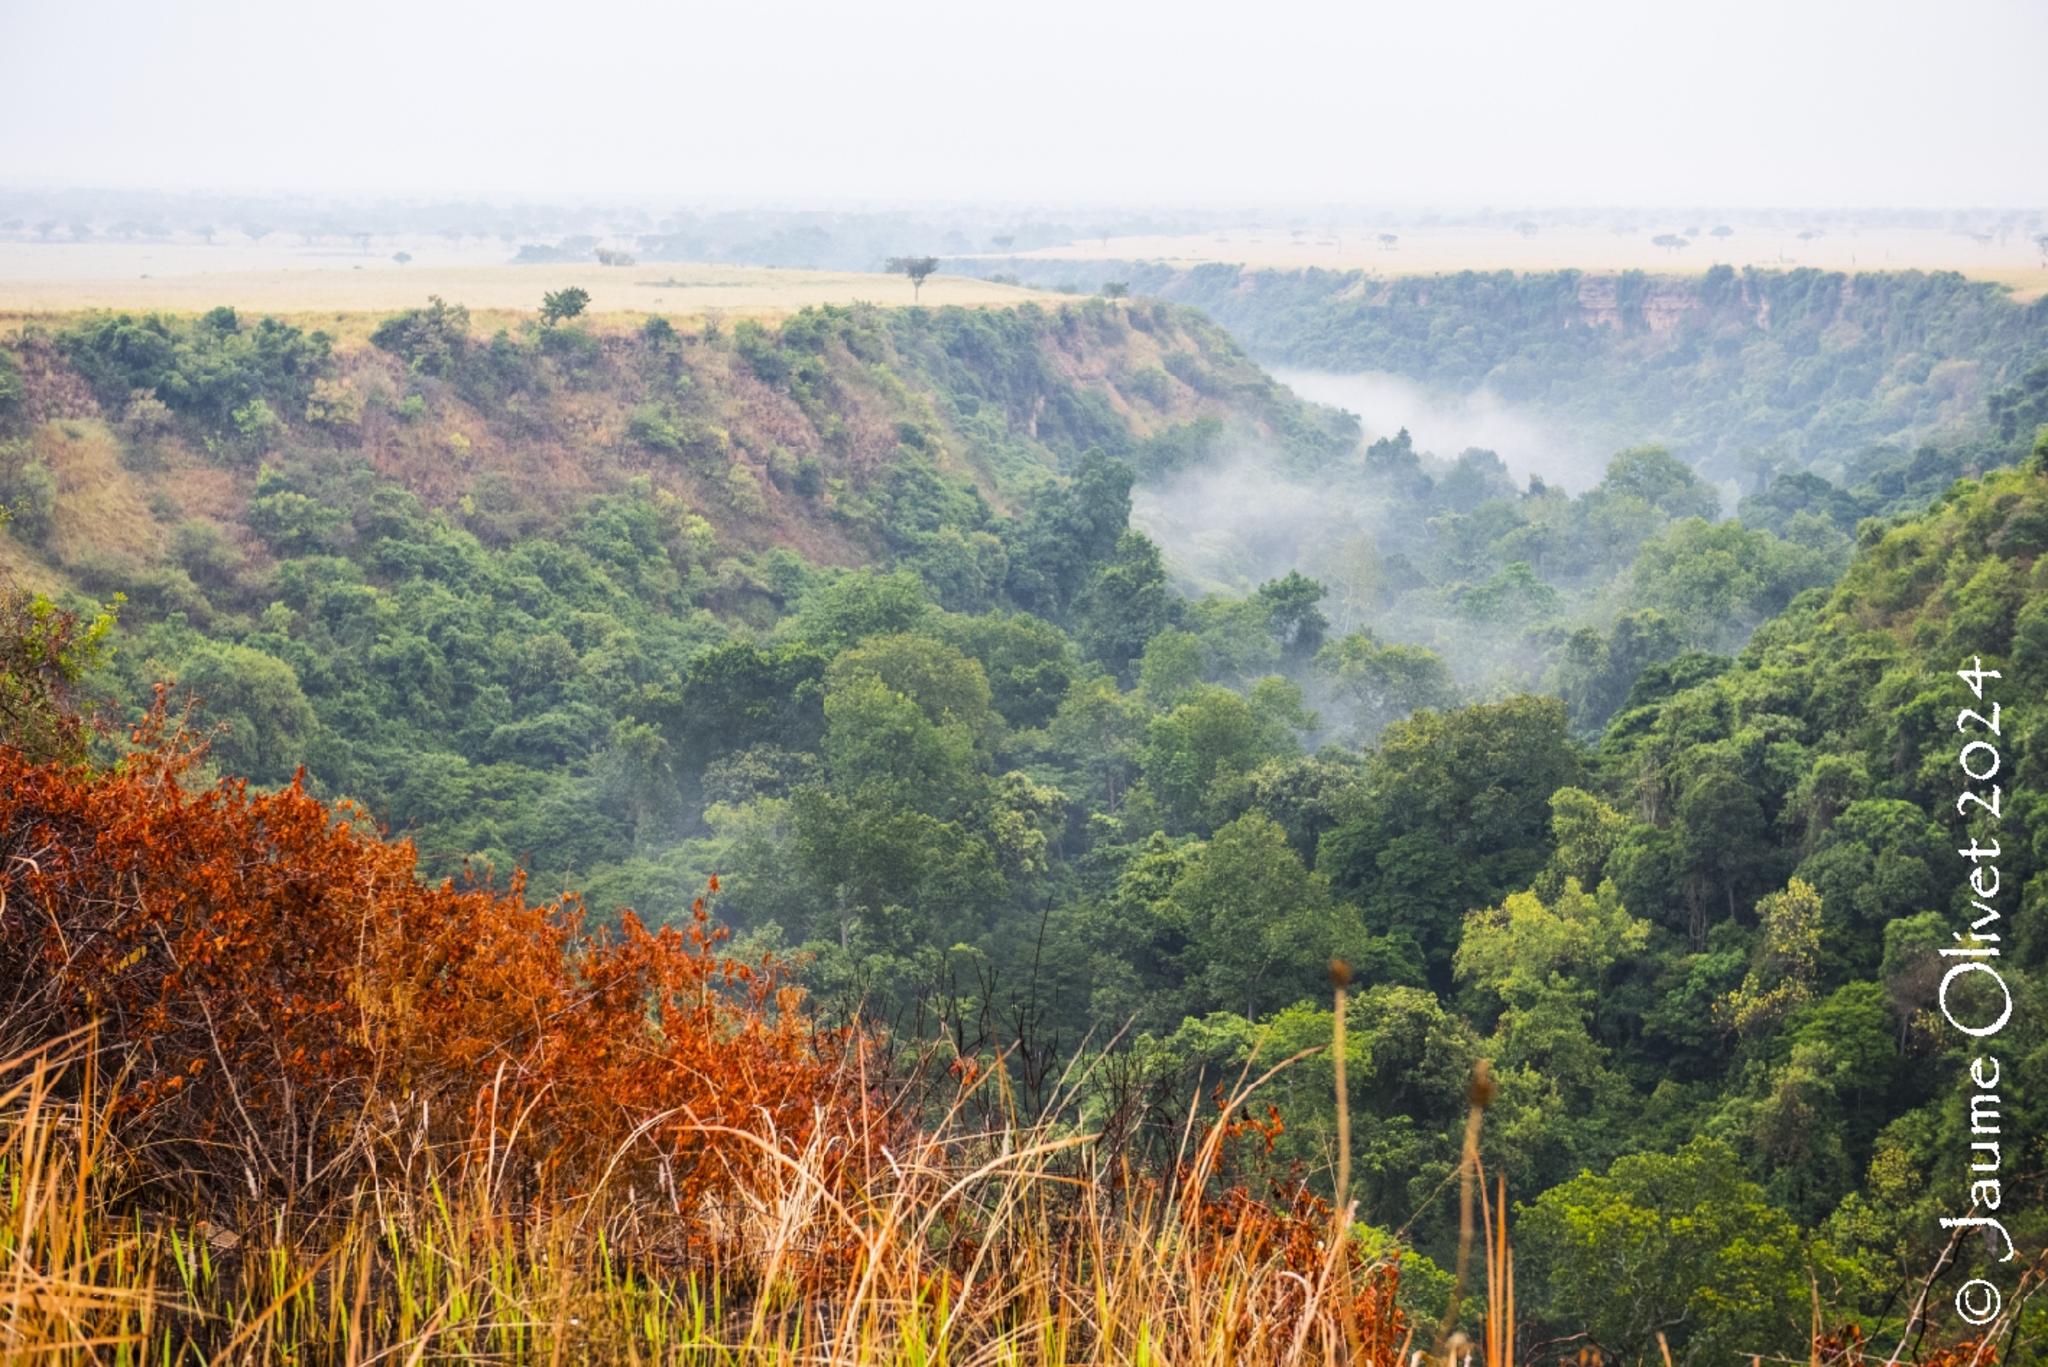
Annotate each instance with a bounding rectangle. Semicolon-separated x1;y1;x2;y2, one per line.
0;1032;1416;1365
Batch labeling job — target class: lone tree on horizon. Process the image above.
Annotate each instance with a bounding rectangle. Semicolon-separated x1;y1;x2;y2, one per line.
887;255;941;302
540;286;590;326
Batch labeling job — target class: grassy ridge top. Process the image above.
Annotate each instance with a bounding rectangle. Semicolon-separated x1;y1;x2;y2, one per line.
0;244;1063;332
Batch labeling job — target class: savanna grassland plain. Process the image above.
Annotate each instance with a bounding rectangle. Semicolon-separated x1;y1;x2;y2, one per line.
10;221;2044;327
0;240;1062;335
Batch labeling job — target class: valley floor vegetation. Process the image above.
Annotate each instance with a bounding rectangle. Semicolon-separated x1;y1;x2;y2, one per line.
3;278;2048;1362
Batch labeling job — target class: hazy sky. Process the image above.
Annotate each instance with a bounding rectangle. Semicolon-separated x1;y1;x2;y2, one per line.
3;0;2043;207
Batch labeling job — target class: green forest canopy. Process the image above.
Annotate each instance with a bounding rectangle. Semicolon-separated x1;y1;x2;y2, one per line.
3;283;2047;1359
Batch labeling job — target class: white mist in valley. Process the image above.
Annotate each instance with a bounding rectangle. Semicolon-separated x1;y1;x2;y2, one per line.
1129;369;1633;697
1132;368;1605;609
1271;368;1609;491
1132;454;1361;600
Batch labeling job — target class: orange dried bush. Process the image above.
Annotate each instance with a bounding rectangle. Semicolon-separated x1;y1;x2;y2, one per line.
0;699;890;1249
1815;1330;2002;1367
0;665;1414;1361
1191;1180;1406;1355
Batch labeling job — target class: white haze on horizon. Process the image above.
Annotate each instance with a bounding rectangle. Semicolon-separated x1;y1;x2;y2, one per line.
2;0;2044;208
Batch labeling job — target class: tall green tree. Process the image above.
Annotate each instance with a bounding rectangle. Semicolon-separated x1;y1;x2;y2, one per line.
1321;696;1581;982
1519;1139;1810;1365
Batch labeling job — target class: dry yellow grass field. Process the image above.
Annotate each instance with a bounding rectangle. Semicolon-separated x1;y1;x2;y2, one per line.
1003;224;2048;299
0;242;1064;331
6;226;2042;328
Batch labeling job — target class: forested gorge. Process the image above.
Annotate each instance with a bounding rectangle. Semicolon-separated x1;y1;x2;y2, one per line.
967;261;2048;483
4;276;2048;1361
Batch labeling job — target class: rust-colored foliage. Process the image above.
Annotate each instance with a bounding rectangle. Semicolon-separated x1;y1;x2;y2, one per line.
1815;1324;2012;1366
0;644;1409;1360
1197;1179;1404;1354
0;694;887;1249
